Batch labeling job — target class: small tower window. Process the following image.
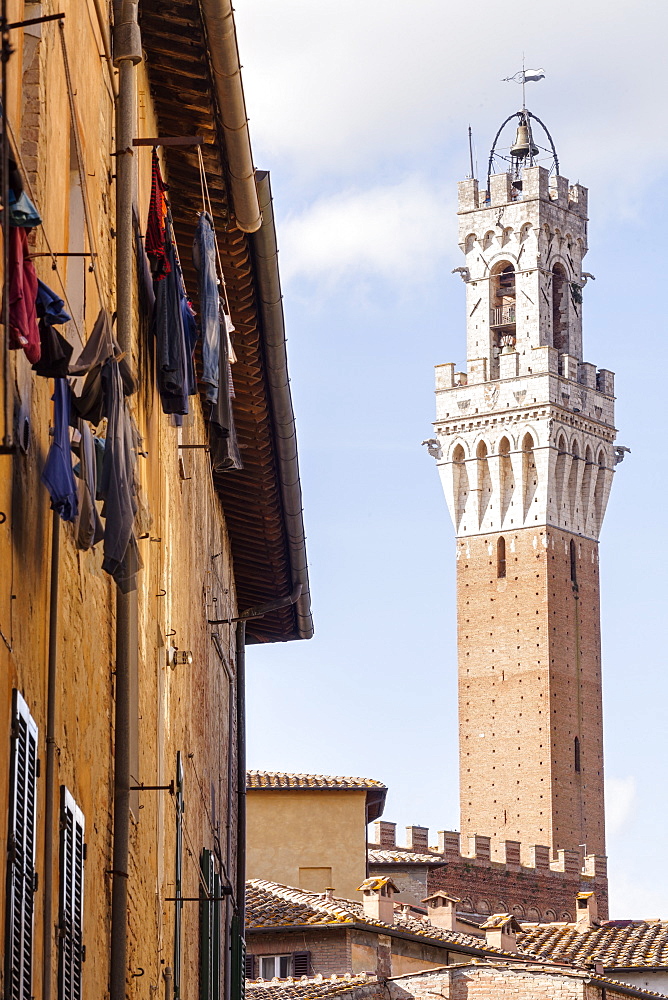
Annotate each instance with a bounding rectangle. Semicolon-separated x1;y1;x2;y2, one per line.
574;736;581;773
497;536;506;579
552;262;569;353
569;539;577;584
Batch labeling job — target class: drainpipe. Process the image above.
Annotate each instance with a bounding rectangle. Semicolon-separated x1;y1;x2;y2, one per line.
197;0;261;233
42;511;60;1000
208;584;301;999
109;8;141;1000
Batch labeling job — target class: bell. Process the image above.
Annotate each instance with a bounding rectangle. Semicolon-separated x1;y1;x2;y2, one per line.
510;123;538;159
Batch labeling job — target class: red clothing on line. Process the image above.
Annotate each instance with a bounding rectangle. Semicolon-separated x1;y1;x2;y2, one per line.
8;226;40;363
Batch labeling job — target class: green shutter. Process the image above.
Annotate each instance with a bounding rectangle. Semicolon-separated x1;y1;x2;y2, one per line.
199;849;221;1000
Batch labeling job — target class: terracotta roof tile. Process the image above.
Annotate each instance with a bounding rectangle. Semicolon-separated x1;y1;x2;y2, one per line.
247;772;386;791
246;880;516;955
518;920;668;969
368;848;444;865
246;974;376;999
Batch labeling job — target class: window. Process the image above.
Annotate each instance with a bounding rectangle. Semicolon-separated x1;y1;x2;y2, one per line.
5;690;39;1000
552;263;569;352
497;536;506;578
58;788;85;1000
260;956;292;980
570;539;577;584
199;848;221;1000
574;737;581;773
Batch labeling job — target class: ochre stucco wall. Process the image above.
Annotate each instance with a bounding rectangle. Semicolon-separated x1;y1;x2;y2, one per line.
246;790;368;899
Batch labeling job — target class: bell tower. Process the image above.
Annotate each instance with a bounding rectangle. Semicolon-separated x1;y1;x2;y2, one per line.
428;111;620;866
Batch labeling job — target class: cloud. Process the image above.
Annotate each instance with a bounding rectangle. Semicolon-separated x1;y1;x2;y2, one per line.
235;0;668;197
278;175;455;287
606;775;636;835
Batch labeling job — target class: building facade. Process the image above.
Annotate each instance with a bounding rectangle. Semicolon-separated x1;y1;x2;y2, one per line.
423;113;619;915
246;773;387;900
0;4;310;1000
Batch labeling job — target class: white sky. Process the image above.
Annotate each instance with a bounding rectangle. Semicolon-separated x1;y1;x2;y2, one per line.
235;0;668;918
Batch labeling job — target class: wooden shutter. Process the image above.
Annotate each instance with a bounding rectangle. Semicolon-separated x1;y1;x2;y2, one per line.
292;952;311;978
58;787;85;1000
244;954;255;982
4;690;39;1000
199;848;221;1000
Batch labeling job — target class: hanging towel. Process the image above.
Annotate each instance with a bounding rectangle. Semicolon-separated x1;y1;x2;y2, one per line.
99;358;141;592
145;150;171;280
41;379;78;522
8;226;40;363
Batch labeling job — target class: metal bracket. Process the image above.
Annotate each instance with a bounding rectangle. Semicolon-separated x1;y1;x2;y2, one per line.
6;12;65;29
130;781;175;795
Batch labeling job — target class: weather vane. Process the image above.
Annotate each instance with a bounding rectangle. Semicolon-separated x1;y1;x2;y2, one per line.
502;63;546;110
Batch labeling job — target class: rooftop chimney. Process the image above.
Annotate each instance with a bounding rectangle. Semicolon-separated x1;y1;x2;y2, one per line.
422;892;460;932
576;891;599;930
373;821;396;849
358;877;398;925
480;914;522;954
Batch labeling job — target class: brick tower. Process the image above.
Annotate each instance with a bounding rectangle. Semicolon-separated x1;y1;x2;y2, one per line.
428;115;620;874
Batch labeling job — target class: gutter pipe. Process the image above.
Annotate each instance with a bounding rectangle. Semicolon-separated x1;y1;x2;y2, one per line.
41;511;60;1000
198;0;262;234
109;7;141;1000
250;172;313;640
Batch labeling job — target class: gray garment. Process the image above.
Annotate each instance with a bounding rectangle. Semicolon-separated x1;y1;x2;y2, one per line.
74;418;104;551
99;358;141;592
193;212;220;399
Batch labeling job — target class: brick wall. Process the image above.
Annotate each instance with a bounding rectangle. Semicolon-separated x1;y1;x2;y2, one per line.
457;527;605;858
427;857;608;922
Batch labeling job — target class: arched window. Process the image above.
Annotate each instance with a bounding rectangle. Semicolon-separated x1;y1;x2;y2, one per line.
552;262;569;352
522;432;538;518
491;262;516;336
570;539;577;584
476;440;492;527
499;436;514;521
574;736;581;773
497;536;506;578
452;444;469;531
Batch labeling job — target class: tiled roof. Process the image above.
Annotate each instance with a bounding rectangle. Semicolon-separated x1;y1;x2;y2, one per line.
247;772;386;791
518;920;668;969
246;974;376;999
368;848;444;865
246;880;513;954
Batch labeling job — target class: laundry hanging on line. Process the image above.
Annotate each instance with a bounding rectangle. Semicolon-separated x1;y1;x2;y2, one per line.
98;358;142;592
72;417;105;551
145;149;171;280
32;279;73;379
151;231;197;416
7;225;40;364
69;308;137;425
41;378;78;522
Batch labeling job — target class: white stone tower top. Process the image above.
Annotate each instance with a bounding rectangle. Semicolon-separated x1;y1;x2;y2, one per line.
428;120;622;542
